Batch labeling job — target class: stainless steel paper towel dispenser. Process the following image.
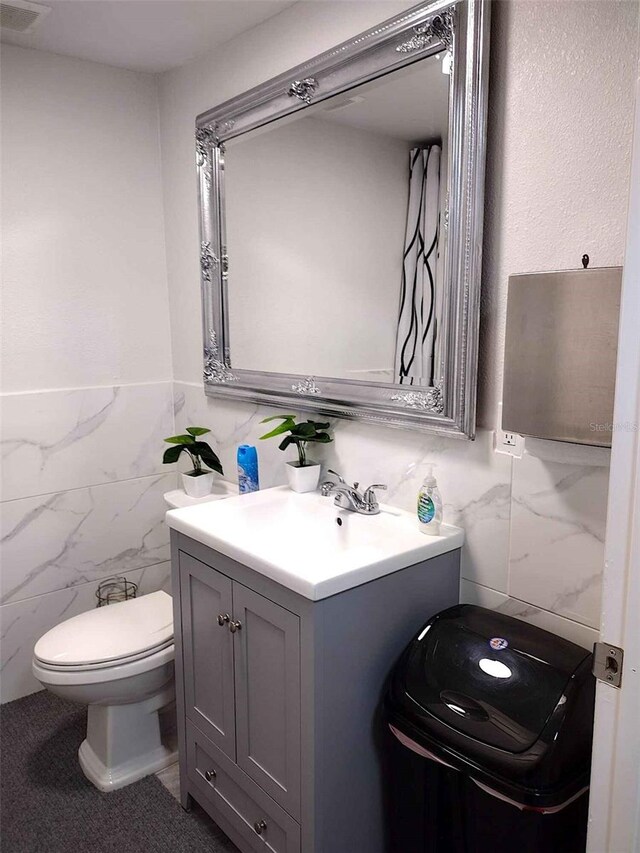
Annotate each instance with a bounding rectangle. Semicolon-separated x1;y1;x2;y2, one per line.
502;266;622;447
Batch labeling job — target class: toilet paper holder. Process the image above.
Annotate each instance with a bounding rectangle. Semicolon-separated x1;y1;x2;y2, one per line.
96;576;138;607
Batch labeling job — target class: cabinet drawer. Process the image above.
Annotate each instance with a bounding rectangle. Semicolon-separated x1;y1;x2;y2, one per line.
187;720;301;853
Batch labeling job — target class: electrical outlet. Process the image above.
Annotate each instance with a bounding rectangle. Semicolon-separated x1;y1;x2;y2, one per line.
494;428;524;457
494;402;525;457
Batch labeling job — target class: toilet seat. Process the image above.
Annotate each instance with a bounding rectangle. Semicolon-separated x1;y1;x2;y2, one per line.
34;637;174;672
34;590;173;668
33;641;174;686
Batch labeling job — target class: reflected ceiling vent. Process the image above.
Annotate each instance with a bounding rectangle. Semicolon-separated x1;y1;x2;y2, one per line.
0;0;50;33
323;95;365;113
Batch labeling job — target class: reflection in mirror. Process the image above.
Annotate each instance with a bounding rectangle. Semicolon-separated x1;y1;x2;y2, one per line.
224;54;450;386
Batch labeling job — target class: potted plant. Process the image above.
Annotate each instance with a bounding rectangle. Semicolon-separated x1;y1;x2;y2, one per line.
163;427;223;498
260;415;332;493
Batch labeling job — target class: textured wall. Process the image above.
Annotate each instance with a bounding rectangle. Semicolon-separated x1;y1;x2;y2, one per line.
1;46;173;391
479;0;637;426
160;0;638;651
0;47;176;702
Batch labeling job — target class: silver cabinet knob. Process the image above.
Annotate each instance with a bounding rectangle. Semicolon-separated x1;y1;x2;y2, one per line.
254;820;267;835
229;620;242;633
217;613;230;626
204;769;216;783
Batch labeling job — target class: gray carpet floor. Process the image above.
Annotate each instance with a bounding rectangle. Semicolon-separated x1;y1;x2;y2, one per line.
0;691;240;852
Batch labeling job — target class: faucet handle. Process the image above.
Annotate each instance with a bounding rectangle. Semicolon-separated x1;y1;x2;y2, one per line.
321;470;343;497
364;483;387;494
363;483;387;508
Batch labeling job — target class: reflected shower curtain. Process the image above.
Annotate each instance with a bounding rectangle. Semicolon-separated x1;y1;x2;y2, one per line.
394;145;441;385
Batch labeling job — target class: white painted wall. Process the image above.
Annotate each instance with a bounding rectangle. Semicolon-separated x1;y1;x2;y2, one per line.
1;45;173;391
226;116;409;378
160;0;638;652
0;46;175;702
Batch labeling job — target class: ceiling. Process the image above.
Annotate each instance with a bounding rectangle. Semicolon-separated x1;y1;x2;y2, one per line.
315;55;450;144
1;0;297;73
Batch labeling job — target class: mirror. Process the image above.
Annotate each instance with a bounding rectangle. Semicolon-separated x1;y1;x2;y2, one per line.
225;58;450;386
196;0;489;437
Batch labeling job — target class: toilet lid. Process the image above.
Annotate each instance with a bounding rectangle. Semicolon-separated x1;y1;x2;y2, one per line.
34;590;173;666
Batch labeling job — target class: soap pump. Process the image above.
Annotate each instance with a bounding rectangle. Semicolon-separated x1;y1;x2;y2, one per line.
417;465;443;535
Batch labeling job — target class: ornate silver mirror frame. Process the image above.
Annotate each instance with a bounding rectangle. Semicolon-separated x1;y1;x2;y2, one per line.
195;0;490;438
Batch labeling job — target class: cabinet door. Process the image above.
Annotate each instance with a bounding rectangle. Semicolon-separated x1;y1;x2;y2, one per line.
233;583;301;819
180;552;236;759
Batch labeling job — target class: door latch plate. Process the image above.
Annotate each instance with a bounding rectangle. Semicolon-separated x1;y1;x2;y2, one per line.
593;642;624;688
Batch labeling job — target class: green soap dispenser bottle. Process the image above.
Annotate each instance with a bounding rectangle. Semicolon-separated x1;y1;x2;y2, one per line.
417;465;442;535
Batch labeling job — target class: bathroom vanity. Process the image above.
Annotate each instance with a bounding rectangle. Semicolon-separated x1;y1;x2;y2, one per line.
167;488;463;853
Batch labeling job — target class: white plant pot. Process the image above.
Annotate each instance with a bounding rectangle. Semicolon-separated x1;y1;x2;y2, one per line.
181;471;215;498
286;461;321;493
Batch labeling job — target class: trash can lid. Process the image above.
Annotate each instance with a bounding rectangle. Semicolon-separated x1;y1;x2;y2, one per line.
402;604;591;754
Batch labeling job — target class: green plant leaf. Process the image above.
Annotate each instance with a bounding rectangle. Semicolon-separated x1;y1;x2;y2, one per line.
162;445;184;464
164;434;195;445
260;418;296;440
191;441;224;475
201;456;224;475
305;433;333;443
278;435;297;452
186;426;210;437
260;414;332;448
188;440;211;454
292;422;316;438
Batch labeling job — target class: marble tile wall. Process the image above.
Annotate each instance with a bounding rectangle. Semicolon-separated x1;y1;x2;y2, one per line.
175;381;607;651
0;382;177;703
1;377;608;702
460;579;599;651
1;383;176;500
509;454;607;629
1;474;173;605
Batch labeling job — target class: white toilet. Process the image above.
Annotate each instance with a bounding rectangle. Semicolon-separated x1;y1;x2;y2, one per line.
32;590;176;792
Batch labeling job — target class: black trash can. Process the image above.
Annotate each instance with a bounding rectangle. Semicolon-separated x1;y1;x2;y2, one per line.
385;604;596;853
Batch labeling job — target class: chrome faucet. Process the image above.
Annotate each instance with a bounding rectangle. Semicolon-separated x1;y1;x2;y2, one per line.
321;470;387;515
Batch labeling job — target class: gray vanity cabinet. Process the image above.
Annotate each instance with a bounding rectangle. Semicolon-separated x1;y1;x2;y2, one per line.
179;551;301;819
171;530;461;853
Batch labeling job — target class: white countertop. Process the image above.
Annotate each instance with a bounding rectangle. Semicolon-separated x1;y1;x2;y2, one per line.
165;486;464;601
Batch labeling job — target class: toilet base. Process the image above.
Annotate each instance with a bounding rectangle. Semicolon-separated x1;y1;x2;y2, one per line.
78;686;178;792
79;736;178;792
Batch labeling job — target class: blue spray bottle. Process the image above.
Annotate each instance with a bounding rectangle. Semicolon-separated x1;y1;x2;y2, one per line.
237;445;260;494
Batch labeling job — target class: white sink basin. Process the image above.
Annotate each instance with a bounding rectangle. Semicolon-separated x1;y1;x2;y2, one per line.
166;486;463;600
